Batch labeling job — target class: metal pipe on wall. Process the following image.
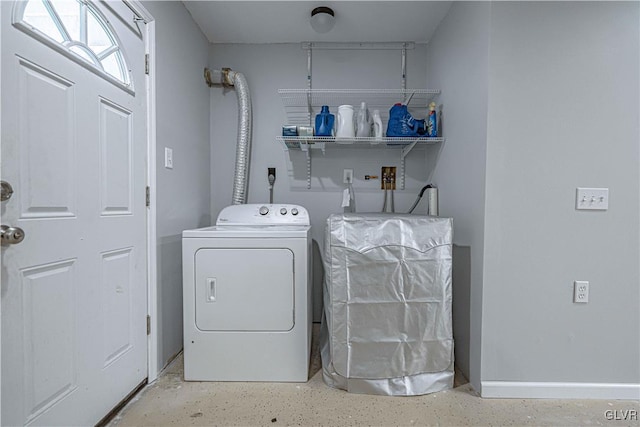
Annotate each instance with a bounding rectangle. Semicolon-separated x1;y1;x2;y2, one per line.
204;67;252;205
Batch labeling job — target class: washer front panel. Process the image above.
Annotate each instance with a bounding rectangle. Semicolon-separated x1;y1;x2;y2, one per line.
195;248;294;332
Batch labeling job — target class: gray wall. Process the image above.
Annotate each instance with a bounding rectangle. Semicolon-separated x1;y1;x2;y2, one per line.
208;43;430;321
145;0;640;391
426;1;491;389
142;1;211;370
483;1;639;385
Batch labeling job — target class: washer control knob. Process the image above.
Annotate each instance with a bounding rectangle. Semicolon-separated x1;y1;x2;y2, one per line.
259;206;269;216
291;208;299;216
280;207;287;215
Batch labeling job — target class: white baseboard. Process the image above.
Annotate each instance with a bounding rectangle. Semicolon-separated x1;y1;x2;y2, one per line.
481;381;640;400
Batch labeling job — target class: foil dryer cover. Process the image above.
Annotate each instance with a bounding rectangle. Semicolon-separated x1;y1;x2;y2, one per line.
321;213;454;395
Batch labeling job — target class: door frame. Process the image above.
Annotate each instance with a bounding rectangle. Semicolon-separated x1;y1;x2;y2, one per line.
1;2;3;422
121;0;159;383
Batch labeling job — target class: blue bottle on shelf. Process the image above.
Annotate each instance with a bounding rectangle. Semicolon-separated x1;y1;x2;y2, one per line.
315;105;335;136
427;102;437;137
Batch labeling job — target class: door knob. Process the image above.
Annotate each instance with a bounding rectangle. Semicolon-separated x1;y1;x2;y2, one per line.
1;181;13;201
1;225;25;245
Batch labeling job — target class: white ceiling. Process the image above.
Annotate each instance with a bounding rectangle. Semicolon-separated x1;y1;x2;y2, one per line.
182;1;453;44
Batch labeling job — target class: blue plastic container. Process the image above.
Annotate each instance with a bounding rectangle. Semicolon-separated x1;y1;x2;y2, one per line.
315;105;335;136
386;103;426;137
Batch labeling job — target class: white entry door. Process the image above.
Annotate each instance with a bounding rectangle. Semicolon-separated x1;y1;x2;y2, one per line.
1;1;148;425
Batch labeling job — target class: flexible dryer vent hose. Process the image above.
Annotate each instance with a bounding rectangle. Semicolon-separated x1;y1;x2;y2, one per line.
204;68;252;205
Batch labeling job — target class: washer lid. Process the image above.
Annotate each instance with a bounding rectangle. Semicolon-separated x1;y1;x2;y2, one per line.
216;204;310;226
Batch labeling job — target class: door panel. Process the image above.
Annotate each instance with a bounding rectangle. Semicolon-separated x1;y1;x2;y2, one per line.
22;260;78;424
18;58;76;219
101;247;135;367
1;1;148;425
99;98;133;215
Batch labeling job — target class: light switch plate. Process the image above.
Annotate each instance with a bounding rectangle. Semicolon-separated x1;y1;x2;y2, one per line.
576;188;608;210
164;147;173;169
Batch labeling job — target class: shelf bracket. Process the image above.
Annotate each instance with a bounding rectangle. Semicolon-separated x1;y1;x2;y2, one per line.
300;140;312;189
401;138;421;158
399;138;420;190
306;46;313;126
306;150;312;189
401;43;407;91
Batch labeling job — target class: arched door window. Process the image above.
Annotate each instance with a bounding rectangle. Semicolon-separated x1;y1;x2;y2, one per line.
15;0;132;88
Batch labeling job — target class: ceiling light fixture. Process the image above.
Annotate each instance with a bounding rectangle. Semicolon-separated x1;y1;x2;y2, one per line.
310;6;335;34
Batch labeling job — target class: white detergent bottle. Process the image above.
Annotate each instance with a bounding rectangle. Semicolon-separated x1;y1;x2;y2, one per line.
372;109;383;140
336;105;355;138
356;102;371;137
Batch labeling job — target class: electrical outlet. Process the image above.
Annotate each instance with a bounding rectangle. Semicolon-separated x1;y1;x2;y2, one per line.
381;166;396;190
576;188;609;210
164;147;173;169
573;281;589;303
343;169;353;184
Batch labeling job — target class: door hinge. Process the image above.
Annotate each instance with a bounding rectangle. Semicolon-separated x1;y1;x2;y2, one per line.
147;315;151;335
144;54;149;75
146;186;150;207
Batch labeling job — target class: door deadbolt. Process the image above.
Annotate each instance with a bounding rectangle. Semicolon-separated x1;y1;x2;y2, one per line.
1;181;13;201
0;225;25;245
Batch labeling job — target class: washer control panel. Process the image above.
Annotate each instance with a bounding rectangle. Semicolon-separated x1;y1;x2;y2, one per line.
217;204;310;226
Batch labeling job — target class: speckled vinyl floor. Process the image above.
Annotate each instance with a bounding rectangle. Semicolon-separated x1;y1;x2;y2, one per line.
109;325;639;426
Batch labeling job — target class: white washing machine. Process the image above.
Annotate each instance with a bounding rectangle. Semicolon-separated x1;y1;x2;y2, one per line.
182;204;312;382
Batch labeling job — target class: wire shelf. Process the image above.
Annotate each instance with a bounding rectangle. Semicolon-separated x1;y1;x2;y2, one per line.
276;88;443;190
278;88;440;106
276;136;443;150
